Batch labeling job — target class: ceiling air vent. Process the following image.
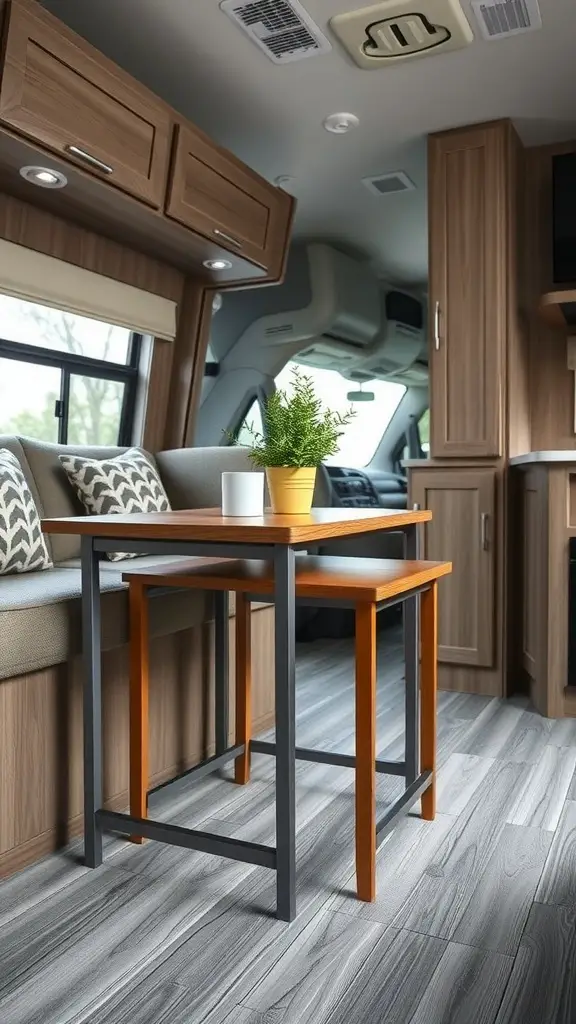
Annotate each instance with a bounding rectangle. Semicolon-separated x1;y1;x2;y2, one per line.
330;0;473;69
470;0;542;39
362;171;415;195
220;0;332;64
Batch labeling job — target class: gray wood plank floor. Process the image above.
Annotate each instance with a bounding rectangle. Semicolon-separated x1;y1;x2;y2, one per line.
1;626;576;1024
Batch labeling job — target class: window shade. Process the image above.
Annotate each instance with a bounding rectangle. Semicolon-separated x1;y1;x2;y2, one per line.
0;240;177;339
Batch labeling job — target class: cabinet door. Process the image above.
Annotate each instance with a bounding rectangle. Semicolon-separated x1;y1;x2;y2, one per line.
166;123;294;273
411;468;496;666
429;124;506;458
0;0;172;207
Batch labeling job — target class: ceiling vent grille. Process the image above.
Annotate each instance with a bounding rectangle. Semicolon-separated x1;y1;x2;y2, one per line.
220;0;332;63
362;171;416;195
470;0;542;39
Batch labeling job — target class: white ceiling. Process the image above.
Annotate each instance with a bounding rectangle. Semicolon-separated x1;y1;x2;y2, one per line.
43;0;576;285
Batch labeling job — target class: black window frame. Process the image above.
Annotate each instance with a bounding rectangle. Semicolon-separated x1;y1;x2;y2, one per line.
0;331;143;445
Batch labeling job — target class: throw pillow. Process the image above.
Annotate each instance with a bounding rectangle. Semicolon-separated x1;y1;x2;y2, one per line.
59;448;171;562
0;448;53;574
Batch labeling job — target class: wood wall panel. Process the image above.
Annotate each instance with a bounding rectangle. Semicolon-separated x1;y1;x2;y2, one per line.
524;140;576;451
141;339;174;452
521;467;547;682
0;192;184;301
546;469;571;717
0;605;275;879
163;278;213;450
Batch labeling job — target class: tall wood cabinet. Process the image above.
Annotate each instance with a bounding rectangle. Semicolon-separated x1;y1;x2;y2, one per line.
410;119;523;699
429;124;508;459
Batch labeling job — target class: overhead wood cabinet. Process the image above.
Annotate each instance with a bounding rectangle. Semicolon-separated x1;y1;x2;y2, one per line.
411;467;496;667
0;0;172;207
166;122;292;276
0;0;294;285
428;122;509;458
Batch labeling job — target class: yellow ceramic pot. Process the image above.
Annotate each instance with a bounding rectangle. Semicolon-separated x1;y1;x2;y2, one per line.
266;466;317;514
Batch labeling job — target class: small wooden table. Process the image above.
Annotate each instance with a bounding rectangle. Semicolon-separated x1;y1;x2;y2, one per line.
42;506;431;922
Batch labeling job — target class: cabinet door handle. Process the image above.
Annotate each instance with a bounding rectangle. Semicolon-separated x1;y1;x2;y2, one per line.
213;228;243;250
480;513;490;551
434;301;441;351
65;145;113;175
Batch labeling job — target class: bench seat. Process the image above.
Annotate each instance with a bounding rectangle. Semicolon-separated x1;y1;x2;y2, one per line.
0;562;206;680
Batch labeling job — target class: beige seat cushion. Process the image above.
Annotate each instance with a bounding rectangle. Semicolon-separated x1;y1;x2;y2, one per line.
0;566;206;681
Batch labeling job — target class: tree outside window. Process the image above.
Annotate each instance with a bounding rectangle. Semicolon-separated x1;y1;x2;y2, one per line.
0;295;137;446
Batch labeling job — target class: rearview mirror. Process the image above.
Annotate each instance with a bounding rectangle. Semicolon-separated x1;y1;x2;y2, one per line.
347;390;375;403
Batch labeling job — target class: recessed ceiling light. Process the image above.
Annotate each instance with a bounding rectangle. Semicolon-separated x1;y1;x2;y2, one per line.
323;113;360;134
203;258;233;271
19;165;67;189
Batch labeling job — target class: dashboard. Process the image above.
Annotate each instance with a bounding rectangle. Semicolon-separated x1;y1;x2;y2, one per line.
326;466;408;510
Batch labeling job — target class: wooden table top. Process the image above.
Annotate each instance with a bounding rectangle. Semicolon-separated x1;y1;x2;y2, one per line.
122;555;451;603
41;506;431;545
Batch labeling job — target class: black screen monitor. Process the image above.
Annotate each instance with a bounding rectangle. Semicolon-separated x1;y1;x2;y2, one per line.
553;152;576;285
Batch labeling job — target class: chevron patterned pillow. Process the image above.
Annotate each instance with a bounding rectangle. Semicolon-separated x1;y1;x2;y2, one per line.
59;448;171;562
0;449;53;575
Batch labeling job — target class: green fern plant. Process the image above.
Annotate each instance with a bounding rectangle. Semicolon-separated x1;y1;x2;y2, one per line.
234;367;355;468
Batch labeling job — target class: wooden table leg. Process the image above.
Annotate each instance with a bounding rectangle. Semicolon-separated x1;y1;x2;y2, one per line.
234;592;252;785
129;582;149;843
420;581;438;821
355;601;377;902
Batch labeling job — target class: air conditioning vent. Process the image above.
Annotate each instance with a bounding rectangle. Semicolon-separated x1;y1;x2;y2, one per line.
220;0;332;63
362;171;415;196
471;0;541;39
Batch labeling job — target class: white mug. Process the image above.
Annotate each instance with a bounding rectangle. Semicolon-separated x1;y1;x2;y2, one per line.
221;471;264;517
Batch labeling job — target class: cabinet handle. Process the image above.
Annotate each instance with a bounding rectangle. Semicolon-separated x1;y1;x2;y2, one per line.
434;301;441;351
65;145;113;175
480;513;490;551
213;228;243;250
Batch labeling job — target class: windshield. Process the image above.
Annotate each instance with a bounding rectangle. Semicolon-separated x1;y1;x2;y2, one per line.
274;361;406;468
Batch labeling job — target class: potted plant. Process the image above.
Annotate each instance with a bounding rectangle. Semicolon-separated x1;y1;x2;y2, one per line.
238;368;355;514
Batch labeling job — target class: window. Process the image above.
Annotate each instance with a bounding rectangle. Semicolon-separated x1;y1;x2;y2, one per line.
274;361;406;468
235;397;263;447
418;408;430;454
0;294;141;446
395;407;430;473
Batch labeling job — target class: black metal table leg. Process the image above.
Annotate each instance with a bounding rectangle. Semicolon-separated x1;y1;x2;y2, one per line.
404;521;421;786
81;535;103;868
274;544;297;922
214;591;230;756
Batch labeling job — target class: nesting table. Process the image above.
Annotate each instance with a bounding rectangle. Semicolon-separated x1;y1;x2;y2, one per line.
42;506;431;922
